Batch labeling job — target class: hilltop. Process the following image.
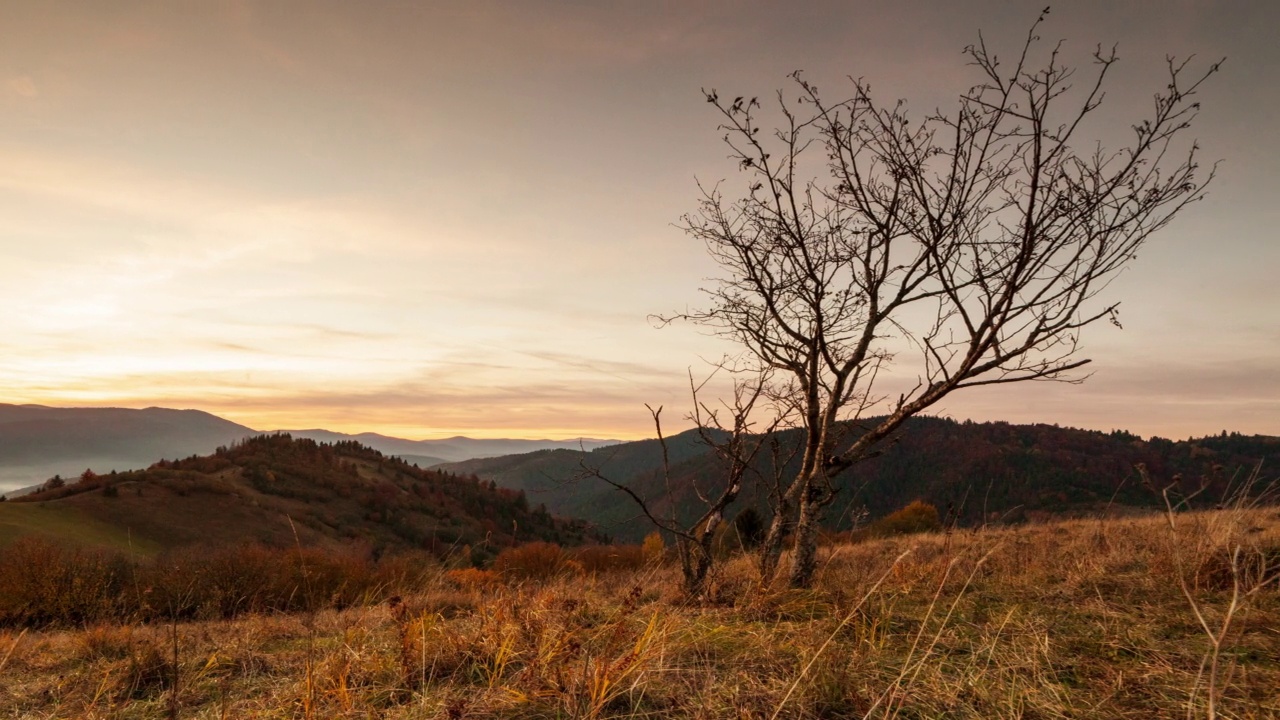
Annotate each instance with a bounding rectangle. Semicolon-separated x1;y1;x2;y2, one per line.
0;403;621;495
2;434;599;561
440;417;1280;541
0;405;255;495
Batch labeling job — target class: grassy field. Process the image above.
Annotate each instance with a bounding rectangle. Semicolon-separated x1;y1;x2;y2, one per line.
0;507;1277;719
0;502;162;557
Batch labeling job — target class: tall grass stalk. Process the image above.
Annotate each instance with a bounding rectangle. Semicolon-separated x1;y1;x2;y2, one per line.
1153;463;1280;720
0;628;26;674
771;548;912;720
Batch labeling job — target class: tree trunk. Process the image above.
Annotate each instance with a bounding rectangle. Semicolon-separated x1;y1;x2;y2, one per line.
787;491;824;588
757;501;792;587
676;537;695;588
684;539;715;599
683;554;710;599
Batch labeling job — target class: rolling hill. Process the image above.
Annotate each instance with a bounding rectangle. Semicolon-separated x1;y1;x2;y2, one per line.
0;404;256;495
0;404;621;495
2;434;600;561
439;417;1280;542
282;429;619;463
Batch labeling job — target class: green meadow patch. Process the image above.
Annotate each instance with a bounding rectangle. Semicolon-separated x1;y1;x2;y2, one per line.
0;501;162;557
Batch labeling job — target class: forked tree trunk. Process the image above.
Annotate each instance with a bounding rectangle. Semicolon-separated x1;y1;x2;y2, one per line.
678;521;720;599
684;543;712;598
757;501;792;587
788;493;824;588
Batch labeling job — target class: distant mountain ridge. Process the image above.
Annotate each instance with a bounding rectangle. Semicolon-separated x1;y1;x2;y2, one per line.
438;418;1280;542
281;429;619;463
0;404;255;494
0;404;620;494
2;434;599;558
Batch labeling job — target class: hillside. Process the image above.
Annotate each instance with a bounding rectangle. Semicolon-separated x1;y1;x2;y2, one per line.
441;428;724;528
283;428;620;463
0;404;623;495
440;417;1280;541
3;434;599;561
0;404;256;495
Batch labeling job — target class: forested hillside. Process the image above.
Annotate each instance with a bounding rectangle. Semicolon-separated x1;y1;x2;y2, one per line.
5;434;599;562
441;417;1279;541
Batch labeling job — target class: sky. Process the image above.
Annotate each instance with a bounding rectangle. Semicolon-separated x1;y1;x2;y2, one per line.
0;0;1276;441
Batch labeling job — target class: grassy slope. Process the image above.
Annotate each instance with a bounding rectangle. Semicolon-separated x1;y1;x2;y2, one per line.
2;507;1276;719
0;473;351;555
0;502;163;557
1;435;600;558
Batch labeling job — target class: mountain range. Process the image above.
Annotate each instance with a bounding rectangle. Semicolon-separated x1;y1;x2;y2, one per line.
0;404;619;494
437;418;1280;542
1;433;598;559
3;403;1276;548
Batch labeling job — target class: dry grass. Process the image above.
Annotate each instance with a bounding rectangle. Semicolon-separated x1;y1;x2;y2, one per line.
1;508;1277;719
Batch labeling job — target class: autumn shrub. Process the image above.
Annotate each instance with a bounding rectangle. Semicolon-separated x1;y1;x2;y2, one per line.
0;537;129;626
571;544;646;573
491;541;569;580
143;544;284;619
444;567;502;590
138;544;400;619
0;539;428;628
370;551;437;592
818;528;856;546
641;531;666;564
871;500;941;537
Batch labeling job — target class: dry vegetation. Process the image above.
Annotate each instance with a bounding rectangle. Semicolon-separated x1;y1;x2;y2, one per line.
1;507;1277;720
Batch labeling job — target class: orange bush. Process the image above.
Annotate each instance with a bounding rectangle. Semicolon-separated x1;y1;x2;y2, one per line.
641;531;666;563
872;500;941;537
571;544;646;574
0;538;128;627
444;568;502;589
491;541;568;580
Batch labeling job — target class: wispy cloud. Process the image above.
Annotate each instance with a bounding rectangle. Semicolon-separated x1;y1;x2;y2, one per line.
6;75;37;98
0;0;1274;440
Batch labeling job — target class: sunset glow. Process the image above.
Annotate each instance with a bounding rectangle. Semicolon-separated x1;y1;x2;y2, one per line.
1;1;1276;440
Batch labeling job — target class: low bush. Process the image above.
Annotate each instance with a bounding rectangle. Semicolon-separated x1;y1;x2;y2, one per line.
491;541;568;580
572;544;646;573
872;500;941;537
0;539;428;628
0;538;130;626
444;567;502;590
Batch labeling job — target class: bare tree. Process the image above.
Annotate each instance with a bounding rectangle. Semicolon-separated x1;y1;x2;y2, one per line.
582;371;777;599
661;12;1220;588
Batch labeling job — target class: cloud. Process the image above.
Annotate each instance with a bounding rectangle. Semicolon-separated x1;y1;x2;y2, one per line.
0;0;1273;443
7;76;37;98
938;356;1280;439
516;350;673;384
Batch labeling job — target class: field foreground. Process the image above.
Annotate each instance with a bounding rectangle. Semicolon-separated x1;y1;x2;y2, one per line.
1;509;1277;719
